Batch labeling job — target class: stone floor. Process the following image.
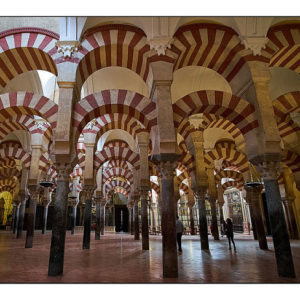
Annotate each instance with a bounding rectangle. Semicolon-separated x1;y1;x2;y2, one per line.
0;230;299;283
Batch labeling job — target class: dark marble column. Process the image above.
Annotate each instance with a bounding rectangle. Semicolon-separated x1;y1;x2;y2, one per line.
95;199;101;240
245;186;268;250
25;186;39;248
71;203;77;235
130;207;134;235
256;159;296;278
282;197;299;240
12;203;19;234
100;199;106;235
134;195;140;240
195;188;209;250
140;189;149;250
248;204;258;240
42;204;49;234
188;204;195;235
48;163;71;276
82;188;93;249
210;199;219;240
127;204;132;235
154;157;178;278
16;200;26;238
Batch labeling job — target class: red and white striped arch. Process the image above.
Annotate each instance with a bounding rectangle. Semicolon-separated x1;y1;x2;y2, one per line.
94;146;140;170
73;90;156;140
0;92;58;128
282;149;300;173
0;27;61;88
102;167;133;185
264;24;300;73
103;139;129;149
222;180;243;191
75;24;153;90
204;146;249;174
107;160;130;170
215;169;243;183
104;179;130;195
180;182;189;194
0;157;16;168
0;167;21;179
150;181;160;195
173;91;259;138
171;23;253;83
0;141;31;168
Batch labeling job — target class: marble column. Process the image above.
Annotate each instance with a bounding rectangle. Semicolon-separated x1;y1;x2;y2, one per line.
188;203;195;235
245;185;268;250
217;182;224;224
100;199;106;235
82;188;93;249
282;197;299;239
12;203;18;234
140;188;149;250
130;207;134;235
25;186;40;248
194;187;209;250
154;157;178;278
95;199;101;240
151;203;156;231
256;160;295;278
207;167;219;240
16;200;26;238
225;193;233;219
42;203;49;234
282;167;299;239
240;192;251;235
48;163;71;276
69;197;78;235
134;192;140;240
42;187;52;234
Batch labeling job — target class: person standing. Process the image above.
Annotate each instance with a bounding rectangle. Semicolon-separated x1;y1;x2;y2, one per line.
176;215;184;253
225;218;236;251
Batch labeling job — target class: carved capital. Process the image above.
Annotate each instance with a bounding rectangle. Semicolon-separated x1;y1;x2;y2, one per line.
55;162;72;182
242;37;269;56
148;37;173;56
251;154;281;181
56;41;81;59
155;160;177;180
244;184;263;203
28;185;41;202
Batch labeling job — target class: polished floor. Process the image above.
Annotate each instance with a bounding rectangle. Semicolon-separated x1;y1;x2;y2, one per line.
0;230;299;283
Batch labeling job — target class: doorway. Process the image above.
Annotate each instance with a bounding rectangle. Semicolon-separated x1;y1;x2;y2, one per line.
115;205;129;232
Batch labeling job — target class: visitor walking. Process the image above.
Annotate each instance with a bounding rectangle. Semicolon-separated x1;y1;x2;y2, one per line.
225;218;236;251
176;215;184;253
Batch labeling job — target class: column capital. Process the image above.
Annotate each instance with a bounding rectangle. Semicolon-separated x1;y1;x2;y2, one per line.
251;154;281;181
151;153;180;180
244;184;263;204
55;162;72;182
28;185;41;202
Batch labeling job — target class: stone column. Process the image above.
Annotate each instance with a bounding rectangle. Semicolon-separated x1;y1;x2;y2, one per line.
48;163;71;276
25;186;40;248
240;191;251;235
134;191;140;240
140;188;149;250
245;185;268;249
217;182;225;224
42;187;51;234
154;157;178;278
255;159;295;278
137;132;150;250
187;178;195;235
100;198;106;235
12;203;18;234
282;197;299;239
282;166;299;239
194;187;209;250
207;167;219;240
151;203;156;231
95;197;101;240
82;187;94;249
16;199;26;238
188;203;195;235
79;204;85;226
225;193;233;219
69;196;78;235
